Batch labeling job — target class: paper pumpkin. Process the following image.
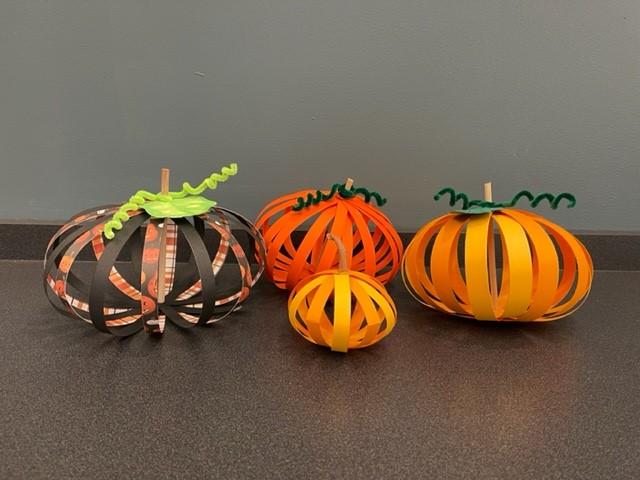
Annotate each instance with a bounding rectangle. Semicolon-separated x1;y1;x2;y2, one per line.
44;164;266;336
288;234;397;352
402;185;593;322
256;179;403;290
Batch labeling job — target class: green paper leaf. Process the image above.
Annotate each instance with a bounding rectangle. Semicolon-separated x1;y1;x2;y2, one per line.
455;206;502;215
142;196;216;218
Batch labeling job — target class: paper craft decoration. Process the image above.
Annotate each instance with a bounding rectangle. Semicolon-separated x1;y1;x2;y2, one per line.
288;233;397;352
401;183;593;321
256;178;403;290
44;164;265;336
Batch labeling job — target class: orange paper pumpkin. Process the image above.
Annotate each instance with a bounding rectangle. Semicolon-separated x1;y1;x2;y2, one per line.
288;234;397;352
402;187;593;322
256;180;403;290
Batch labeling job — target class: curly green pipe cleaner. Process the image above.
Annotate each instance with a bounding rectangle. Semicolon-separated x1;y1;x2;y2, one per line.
434;187;576;212
291;182;387;211
103;163;238;239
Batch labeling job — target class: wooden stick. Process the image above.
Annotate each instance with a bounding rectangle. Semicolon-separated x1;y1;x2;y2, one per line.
484;182;498;308
344;177;354;190
326;233;348;272
157;168;170;305
160;168;170;196
483;182;493;202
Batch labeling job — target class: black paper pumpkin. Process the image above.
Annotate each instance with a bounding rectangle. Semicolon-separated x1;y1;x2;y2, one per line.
44;165;266;336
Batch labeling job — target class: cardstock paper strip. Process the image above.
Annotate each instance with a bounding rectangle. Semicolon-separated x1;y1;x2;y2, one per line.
283;207;337;289
45;210;146;328
464;215;495;320
45;204;120;256
50;219;110;322
170;216;233;305
492;214;532;318
45;269;140;327
332;274;352;352
530;214;593;320
89;214;148;336
348;280;379;344
172;218;217;326
214;208;265;288
155;207;264;327
200;213;250;323
288;274;333;345
140;220;162;333
354;201;403;279
501;210;559;320
256;189;319;223
401;213;459;313
166;207;264;325
91;226;142;300
350;278;396;346
501;209;592;320
45;210;144;321
430;215;470;315
349;206;390;279
163;220;178;297
263;200;334;266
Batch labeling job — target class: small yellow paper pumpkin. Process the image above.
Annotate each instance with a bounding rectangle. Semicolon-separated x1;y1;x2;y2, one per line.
288;234;397;352
402;186;593;322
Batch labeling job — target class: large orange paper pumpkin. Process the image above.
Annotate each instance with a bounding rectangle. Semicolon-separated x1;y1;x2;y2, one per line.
402;187;593;322
288;234;397;352
256;180;403;290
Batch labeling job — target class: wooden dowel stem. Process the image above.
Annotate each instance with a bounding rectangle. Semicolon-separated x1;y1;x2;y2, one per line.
483;182;493;202
326;233;349;272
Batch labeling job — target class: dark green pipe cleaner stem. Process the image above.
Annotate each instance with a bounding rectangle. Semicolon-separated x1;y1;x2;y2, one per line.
291;182;387;211
433;187;576;212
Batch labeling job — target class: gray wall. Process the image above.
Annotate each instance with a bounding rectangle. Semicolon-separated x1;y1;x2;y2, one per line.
1;1;639;231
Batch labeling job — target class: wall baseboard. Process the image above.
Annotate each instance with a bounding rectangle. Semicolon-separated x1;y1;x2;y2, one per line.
1;223;638;271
